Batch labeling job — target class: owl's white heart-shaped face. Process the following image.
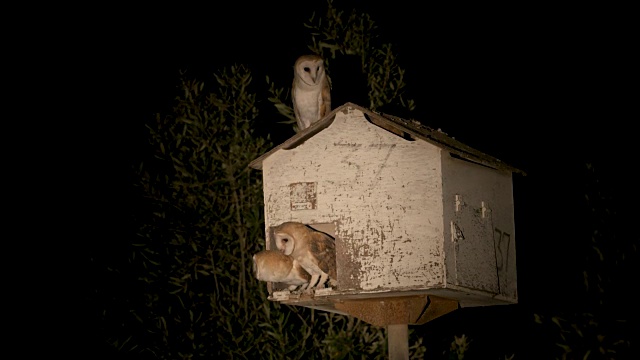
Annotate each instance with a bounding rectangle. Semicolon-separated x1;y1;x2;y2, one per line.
274;232;295;255
296;59;324;86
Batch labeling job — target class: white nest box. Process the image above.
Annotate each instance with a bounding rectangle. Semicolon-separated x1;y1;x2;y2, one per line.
249;103;524;327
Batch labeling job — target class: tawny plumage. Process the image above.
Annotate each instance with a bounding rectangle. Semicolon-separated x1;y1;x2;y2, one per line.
252;250;311;291
272;221;337;290
292;54;331;131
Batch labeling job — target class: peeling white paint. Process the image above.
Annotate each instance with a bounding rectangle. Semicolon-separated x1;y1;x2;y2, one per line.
260;105;518;306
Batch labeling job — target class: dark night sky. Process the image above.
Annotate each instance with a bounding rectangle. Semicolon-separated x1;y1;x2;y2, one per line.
25;1;636;356
81;1;634;170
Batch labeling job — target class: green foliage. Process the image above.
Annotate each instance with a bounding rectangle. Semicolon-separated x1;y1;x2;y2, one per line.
268;0;415;131
317;313;387;359
533;312;631;360
305;0;415;112
447;334;470;360
119;64;289;358
266;75;296;125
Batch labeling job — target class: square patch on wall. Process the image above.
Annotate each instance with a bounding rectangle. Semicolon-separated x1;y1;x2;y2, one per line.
290;182;317;210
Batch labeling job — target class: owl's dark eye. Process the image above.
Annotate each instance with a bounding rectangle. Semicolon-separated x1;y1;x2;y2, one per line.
281;237;289;243
304;67;310;72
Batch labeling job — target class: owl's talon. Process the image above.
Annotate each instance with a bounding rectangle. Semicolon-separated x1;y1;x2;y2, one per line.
303;287;315;295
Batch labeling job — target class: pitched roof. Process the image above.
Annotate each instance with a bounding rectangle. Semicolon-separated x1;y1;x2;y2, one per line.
249;102;526;175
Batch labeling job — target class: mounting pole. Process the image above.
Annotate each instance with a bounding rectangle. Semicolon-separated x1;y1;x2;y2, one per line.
387;324;409;360
333;295;458;359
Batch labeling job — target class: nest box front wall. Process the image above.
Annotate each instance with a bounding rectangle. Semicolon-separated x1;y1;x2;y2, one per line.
262;108;446;293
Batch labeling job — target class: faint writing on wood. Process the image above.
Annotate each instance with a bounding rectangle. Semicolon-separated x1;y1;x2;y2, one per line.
290;182;317;210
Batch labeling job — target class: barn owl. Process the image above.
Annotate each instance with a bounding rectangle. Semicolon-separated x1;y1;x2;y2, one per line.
292;54;331;131
272;221;337;291
252;250;311;291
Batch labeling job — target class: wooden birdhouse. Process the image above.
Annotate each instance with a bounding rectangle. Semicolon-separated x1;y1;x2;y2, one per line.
249;102;524;329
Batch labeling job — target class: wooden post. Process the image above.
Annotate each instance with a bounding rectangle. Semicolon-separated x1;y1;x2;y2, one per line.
387;324;409;360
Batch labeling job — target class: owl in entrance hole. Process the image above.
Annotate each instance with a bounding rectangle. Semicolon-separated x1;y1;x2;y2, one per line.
292;54;331;131
252;250;310;291
272;221;337;291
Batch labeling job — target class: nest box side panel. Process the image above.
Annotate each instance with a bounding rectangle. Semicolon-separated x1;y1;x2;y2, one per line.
262;106;446;292
441;153;517;303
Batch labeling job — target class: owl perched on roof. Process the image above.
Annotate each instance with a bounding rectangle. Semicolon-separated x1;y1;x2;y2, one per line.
272;221;337;291
292;54;331;131
252;250;311;291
